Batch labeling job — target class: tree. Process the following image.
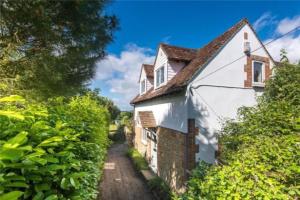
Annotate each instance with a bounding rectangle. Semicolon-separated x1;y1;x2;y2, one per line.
80;88;120;122
0;0;118;99
280;49;289;63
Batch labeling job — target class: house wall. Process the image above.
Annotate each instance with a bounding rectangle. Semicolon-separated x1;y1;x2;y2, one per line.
134;94;188;133
134;126;152;160
167;60;186;81
139;68;153;93
188;24;275;164
154;48;168;89
147;78;153;89
157;126;186;192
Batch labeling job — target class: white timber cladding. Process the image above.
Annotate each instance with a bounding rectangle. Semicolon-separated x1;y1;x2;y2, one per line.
167;61;186;81
154;48;168;89
134;95;188;133
139;67;153;94
188;24;274;164
139;68;147;94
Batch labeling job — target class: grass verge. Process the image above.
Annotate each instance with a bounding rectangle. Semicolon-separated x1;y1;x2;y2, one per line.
127;147;149;170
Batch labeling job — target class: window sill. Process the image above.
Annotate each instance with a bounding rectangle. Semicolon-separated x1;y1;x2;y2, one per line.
155;82;167;90
252;82;265;88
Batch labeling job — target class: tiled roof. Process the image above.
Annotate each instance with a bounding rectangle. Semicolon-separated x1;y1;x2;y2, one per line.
160;43;197;61
131;18;251;104
138;111;156;127
143;64;154;78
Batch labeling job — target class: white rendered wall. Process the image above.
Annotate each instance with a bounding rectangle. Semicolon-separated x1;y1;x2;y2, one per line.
134;95;188;133
188;24;274;164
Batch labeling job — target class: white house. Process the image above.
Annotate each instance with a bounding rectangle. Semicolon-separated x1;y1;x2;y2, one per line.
130;18;275;191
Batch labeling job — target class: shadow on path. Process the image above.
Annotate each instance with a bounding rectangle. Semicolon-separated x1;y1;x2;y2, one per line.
99;143;154;200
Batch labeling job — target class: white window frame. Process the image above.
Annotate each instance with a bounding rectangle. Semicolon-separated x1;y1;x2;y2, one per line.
141;128;147;145
140;79;147;94
252;60;265;87
155;65;166;88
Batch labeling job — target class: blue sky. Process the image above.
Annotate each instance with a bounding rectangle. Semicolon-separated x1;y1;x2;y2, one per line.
91;1;300;110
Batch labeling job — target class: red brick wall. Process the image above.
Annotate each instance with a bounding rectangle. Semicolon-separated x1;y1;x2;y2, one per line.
244;54;271;87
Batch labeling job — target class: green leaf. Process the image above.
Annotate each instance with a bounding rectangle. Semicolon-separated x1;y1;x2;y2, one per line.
0;149;24;161
0;191;23;200
34;183;51;192
4;132;28;148
38;136;63;147
44;194;58;200
4;175;26;181
60;178;68;189
5;181;29;188
29;157;47;165
0;95;25;103
0;111;24;120
32;192;44;200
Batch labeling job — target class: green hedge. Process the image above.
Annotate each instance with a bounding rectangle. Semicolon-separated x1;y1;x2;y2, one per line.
0;95;109;200
176;63;300;199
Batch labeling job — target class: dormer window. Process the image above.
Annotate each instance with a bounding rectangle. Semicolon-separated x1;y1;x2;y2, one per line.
140;79;146;94
155;66;165;87
252;61;265;86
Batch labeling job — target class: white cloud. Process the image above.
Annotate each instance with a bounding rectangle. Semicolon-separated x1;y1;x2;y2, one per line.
265;34;300;63
276;15;300;34
94;44;155;110
263;15;300;63
253;12;277;31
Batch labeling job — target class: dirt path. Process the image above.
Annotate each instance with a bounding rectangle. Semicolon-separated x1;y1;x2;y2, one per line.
99;143;154;200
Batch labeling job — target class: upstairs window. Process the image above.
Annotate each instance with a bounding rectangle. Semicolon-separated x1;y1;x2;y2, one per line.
140;79;146;94
253;61;264;84
155;66;165;87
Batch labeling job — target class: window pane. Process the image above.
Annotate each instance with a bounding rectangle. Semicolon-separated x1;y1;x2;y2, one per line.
253;62;263;83
160;67;164;83
141;80;145;93
156;70;159;86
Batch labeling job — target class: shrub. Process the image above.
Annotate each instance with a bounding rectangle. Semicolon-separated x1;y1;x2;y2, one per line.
178;63;300;199
127;148;148;170
148;177;172;200
0;94;109;200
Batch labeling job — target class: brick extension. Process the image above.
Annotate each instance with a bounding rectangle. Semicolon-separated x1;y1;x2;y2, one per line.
244;54;271;87
134;119;200;192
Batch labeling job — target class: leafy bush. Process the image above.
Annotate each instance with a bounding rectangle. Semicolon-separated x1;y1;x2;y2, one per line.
127;148;148;170
0;94;109;200
148;177;173;200
178;63;300;199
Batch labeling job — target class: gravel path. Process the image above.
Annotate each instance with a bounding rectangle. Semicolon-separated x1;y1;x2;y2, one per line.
99;143;154;200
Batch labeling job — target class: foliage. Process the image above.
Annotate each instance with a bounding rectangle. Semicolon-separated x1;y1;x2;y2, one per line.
178;63;300;199
127;148;148;170
108;124;125;143
148;177;173;200
81;88;120;122
0;0;118;98
0;94;109;199
119;111;133;128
